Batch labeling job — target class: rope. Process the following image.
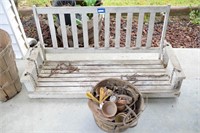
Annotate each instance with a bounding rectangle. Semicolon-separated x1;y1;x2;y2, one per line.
123;105;138;126
39;62;79;78
24;72;37;86
27;58;39;76
121;73;169;84
122;73;169;78
91;80;144;131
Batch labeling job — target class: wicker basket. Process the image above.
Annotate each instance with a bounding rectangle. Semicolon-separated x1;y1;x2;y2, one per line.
0;29;22;102
88;78;144;132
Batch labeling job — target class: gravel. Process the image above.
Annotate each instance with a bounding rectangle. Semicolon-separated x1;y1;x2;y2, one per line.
20;15;200;48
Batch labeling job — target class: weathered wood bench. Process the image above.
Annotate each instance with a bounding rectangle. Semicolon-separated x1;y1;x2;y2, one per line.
21;5;185;98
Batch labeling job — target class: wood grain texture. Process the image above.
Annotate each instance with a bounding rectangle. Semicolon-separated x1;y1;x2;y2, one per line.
125;13;133;48
59;13;68;48
32;6;44;44
82;13;89;48
48;13;58;48
136;12;144;48
35;60;172;98
104;13;110;47
115;13;121;48
93;13;99;48
36;6;170;14
146;12;156;48
33;5;170;50
165;43;185;79
21;5;185;98
70;13;78;48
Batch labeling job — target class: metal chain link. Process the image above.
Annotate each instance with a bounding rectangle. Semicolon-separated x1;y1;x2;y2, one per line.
25;72;37;86
28;45;38;57
170;68;176;83
27;58;39;76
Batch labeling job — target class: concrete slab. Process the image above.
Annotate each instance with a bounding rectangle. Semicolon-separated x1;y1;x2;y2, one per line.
174;48;200;79
0;48;200;133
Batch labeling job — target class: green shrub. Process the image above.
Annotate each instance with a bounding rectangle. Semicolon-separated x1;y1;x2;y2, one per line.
84;0;97;6
189;9;200;25
28;0;50;6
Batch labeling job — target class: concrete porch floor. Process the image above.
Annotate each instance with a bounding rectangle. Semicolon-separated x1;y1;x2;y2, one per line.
0;48;199;133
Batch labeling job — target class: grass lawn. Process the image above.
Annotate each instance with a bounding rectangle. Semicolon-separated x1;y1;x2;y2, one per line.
19;0;50;6
19;0;199;7
104;0;199;6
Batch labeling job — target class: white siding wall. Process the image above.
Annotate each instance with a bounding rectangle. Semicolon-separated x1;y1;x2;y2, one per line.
0;0;28;59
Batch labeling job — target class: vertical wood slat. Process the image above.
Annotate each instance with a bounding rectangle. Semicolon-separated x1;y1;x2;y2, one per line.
104;13;110;48
47;13;58;48
136;12;144;48
146;12;156;48
1;1;26;58
82;13;89;48
125;13;133;48
10;0;29;48
115;13;121;48
59;13;68;48
70;13;79;48
93;13;99;48
32;5;44;45
159;6;170;59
